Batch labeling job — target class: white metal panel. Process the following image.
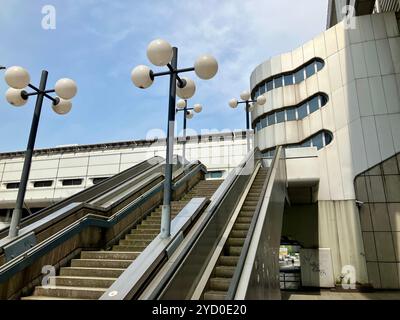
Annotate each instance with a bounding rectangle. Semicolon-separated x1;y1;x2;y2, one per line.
303;39;315;62
314;32;327;59
291;46;304;69
338;47;355;85
350;43;368;79
344;81;360;123
309;110;323;134
325;141;345;199
327;52;344;91
375;114;395;160
335;23;347;50
359;15;375;42
348;119;368;176
332;87;347;130
383;12;399;37
363;41;381;77
382;74;400;114
285;121;299;144
361;117;381;167
270;55;282;76
325;26;339;57
389;114;400;152
306;75;319;97
371;13;388;40
280;52;293;73
356;78;374;116
336;126;356;199
369;76;388;115
376;38;395;75
389;37;400;74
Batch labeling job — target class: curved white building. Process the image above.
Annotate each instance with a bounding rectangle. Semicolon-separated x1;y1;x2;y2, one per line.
250;9;400;288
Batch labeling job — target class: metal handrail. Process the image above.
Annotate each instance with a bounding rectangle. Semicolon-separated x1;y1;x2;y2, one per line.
0;162;207;284
225;146;282;300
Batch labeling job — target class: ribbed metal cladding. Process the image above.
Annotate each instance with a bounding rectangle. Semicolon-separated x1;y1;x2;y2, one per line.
375;0;400;12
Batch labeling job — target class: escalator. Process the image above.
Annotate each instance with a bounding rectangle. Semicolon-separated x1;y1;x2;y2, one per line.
21;179;222;299
202;168;268;300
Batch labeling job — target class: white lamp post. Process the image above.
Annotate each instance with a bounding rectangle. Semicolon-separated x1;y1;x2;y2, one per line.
229;90;266;152
3;66;77;237
176;99;203;168
131;39;218;239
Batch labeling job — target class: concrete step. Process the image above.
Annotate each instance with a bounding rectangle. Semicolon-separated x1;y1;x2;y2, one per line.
50;276;116;288
60;267;125;278
203;290;227;300
113;245;147;252
71;259;132;269
130;228;159;235
136;224;161;230
80;251;138;260
209;277;231;291
215;266;235;278
218;256;239;266
141;220;161;226
227;238;246;246
119;239;151;247
125;234;155;241
228;246;243;256
33;286;106;299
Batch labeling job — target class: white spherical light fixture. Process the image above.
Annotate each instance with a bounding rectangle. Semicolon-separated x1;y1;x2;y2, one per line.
176;77;196;99
5;66;30;89
194;54;218;80
52;98;72;115
193;104;202;113
186;110;194;119
55;78;77;100
229;98;238;109
240;90;251;101
131;65;154;89
5;88;28;107
146;39;173;66
256;95;266;105
177;99;186;109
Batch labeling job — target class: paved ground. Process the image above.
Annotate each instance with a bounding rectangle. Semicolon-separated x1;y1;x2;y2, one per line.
282;289;400;300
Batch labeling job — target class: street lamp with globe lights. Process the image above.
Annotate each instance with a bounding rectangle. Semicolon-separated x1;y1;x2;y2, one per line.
176;99;203;167
131;39;218;239
229;90;266;152
3;66;77;237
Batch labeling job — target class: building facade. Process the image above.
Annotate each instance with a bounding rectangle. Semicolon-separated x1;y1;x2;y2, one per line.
250;4;400;288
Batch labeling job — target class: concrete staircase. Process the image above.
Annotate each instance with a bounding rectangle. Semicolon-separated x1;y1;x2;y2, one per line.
202;169;268;300
22;179;223;300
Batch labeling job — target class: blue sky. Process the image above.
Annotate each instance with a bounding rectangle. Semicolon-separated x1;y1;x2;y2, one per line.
0;0;328;152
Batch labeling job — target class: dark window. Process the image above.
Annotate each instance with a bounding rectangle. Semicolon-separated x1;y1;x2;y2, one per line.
92;177;109;185
256;121;262;132
261;116;268;128
274;76;283;89
34;180;53;188
305;63;316;78
286;108;297;121
254;88;260;99
284;74;294;86
312;134;324;149
267;114;276;126
316;60;324;71
301;140;312;148
206;171;224;179
6;182;19;189
324;132;333;145
320;95;328;107
309;97;319;113
62;179;83;186
294;69;305;83
297;103;308;120
276;110;285;123
259;83;266;95
266;80;274;91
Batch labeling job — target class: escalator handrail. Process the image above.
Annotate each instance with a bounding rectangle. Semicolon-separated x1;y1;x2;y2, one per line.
0;156;165;239
0;162;207;284
225;146;283;300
